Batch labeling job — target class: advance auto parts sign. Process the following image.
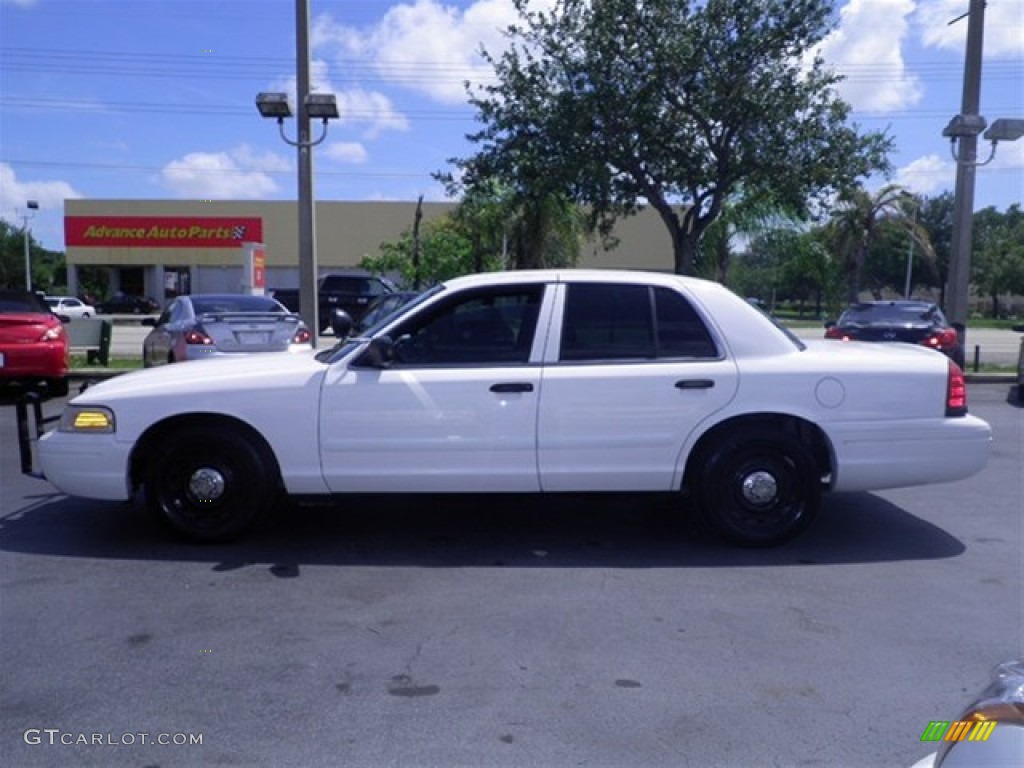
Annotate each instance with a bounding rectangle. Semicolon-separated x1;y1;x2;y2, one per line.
65;216;263;248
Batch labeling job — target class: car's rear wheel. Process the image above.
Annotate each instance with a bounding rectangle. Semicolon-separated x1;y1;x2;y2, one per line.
145;426;275;542
695;429;820;547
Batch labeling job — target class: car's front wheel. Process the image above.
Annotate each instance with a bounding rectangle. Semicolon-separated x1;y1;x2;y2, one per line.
144;426;276;542
695;429;820;547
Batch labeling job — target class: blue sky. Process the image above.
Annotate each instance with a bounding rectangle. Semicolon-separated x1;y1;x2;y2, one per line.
1;0;1022;251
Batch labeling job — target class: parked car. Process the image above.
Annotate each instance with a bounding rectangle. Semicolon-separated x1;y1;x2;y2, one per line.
825;300;959;359
44;295;95;319
142;293;312;367
348;290;421;336
271;271;396;332
0;290;69;397
21;270;990;545
96;292;160;315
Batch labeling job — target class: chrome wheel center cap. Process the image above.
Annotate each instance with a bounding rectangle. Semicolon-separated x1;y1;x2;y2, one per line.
188;468;226;501
741;470;778;505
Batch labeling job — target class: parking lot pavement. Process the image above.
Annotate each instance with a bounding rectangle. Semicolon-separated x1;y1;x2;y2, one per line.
0;383;1020;768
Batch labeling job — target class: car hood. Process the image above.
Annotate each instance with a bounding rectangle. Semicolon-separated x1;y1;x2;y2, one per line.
72;348;328;404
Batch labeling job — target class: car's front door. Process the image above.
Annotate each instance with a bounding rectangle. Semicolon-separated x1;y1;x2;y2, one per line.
537;281;739;491
319;283;550;493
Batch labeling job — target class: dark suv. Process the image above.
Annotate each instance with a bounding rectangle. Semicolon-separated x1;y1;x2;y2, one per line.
272;272;395;332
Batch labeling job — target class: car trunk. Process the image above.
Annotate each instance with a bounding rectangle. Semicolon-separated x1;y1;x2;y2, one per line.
847;324;931;343
198;312;300;353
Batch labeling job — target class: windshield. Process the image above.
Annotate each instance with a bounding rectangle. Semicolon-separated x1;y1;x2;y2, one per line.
313;284;445;363
840;303;941;326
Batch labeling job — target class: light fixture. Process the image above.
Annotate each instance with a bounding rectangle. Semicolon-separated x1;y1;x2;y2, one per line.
304;93;339;120
255;92;292;120
983;118;1024;143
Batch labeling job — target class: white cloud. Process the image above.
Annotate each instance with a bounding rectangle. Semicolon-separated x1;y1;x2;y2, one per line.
916;0;1024;57
313;0;530;105
159;145;289;199
894;153;955;196
0;163;83;221
816;0;922;111
270;61;409;138
323;142;369;164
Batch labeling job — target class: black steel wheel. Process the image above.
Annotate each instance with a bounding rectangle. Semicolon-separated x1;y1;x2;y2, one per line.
145;426;275;542
696;429;820;547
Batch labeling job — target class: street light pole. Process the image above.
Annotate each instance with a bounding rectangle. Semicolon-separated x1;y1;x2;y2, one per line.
945;0;986;369
255;1;337;346
22;200;39;292
295;0;318;343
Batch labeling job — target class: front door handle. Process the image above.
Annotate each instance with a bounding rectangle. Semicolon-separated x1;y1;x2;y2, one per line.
490;382;534;393
675;379;715;390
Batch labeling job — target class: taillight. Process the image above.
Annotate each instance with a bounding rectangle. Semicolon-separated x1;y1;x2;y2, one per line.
292;327;312;345
184;329;213;345
923;328;958;350
945;360;967;417
825;327;849;340
40;324;65;342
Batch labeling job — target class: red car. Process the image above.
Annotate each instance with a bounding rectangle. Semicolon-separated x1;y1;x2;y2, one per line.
0;290;70;397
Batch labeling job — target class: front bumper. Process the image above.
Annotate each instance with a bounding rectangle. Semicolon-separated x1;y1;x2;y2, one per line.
17;394;132;500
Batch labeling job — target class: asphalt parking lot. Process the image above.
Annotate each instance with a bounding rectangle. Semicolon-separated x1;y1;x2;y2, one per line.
0;382;1021;768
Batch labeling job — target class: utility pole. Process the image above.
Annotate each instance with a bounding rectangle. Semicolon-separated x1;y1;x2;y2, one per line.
945;0;986;369
296;0;319;343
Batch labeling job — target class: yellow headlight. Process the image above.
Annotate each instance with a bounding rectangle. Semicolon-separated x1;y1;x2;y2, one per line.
59;406;115;434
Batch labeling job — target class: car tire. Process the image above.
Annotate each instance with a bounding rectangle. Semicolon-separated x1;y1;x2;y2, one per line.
145;426;276;542
695;429;820;547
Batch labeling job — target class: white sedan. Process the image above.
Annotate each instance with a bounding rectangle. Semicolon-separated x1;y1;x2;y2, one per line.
44;295;95;319
24;270;992;545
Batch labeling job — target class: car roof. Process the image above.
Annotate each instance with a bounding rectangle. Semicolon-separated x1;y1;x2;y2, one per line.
848;300;936;309
440;268;720;291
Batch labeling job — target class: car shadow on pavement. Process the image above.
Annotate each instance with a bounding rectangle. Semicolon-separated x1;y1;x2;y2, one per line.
0;490;965;570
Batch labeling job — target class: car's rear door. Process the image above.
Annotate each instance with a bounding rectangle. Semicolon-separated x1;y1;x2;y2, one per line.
537;280;739;491
318;283;552;493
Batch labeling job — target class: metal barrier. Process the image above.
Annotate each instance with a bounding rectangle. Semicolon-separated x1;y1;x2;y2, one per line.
15;392;58;478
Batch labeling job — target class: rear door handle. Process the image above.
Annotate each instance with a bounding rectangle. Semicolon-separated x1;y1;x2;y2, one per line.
490;382;534;393
675;379;714;390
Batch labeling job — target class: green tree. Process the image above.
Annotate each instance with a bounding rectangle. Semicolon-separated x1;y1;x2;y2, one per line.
971;205;1024;318
0;219;65;292
360;215;502;287
824;186;934;303
450;0;891;275
439;175;588;271
916;192;955;303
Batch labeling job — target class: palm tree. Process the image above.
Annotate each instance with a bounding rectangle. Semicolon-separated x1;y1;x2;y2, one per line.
826;185;935;304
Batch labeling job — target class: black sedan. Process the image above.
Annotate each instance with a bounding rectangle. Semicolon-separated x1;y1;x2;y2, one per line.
96;292;160;315
825;300;958;360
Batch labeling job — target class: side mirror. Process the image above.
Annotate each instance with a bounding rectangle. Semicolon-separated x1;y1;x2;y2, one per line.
141;317;157;327
331;309;353;338
357;336;394;368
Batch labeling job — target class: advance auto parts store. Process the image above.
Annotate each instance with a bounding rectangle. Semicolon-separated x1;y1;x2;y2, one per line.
62;199;672;303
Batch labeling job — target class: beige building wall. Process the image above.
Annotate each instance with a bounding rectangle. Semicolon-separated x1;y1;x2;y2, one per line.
64;199;676;299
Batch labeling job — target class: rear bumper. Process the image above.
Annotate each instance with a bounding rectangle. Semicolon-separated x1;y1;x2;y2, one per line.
828;414;992;492
0;341;69;381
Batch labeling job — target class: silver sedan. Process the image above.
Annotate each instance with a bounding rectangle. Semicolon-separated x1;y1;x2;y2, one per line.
142;293;311;367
